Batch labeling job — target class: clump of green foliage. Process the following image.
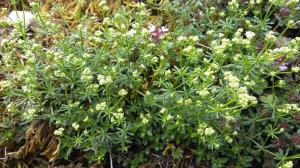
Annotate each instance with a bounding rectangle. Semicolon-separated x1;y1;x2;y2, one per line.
1;0;300;167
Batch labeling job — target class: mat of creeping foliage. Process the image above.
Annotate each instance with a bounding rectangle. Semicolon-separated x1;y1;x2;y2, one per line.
0;0;300;167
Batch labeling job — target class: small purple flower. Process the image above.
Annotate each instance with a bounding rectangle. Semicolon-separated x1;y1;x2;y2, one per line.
279;64;289;71
148;24;169;41
279;7;290;17
275;56;286;64
273;56;292;71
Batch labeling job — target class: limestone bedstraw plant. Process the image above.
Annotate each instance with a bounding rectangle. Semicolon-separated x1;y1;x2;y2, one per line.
1;0;300;167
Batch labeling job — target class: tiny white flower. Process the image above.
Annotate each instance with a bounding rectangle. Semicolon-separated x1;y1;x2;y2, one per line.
197;88;209;96
291;67;300;73
177;36;187;42
96;102;107;111
72;122;80;130
245;31;255;39
183;46;194;53
189;36;199;42
118;89;128;96
165;69;171;76
127;29;136;37
204;127;215;136
141;114;149;124
54;127;64;136
225;136;233;144
95;30;103;36
117;108;123;113
278;161;293;168
265;31;276;42
151;56;158;63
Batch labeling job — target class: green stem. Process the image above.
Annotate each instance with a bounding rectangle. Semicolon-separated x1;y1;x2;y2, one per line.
243;26;290;78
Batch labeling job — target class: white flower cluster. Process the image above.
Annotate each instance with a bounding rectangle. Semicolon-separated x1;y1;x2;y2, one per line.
224;71;240;89
177;36;187;42
206;30;214;36
183;46;203;57
238;87;257;108
203;69;216;81
188;36;199;42
159;107;174;122
118;89;128;96
80;68;93;82
95;30;103;37
127;29;136;37
177;98;192;105
177;35;199;44
243;76;256;87
277;80;286;87
96;102;107;111
291;67;300;73
196;88;210;96
197;123;216;137
278;161;293;168
97;74;113;85
86;84;99;93
135;2;146;8
183;46;194;53
212;38;232;55
68;101;80;109
231;28;254;47
249;0;263;5
111;112;124;123
151;56;159;63
54;70;66;78
272;47;298;60
225;135;233;144
132;70;140;77
224;112;236;122
21;86;31;93
111;108;124;123
245;31;255;40
23;108;36;120
140;113;149;124
265;31;277;43
277;104;300;114
228;0;239;10
52;51;63;62
72;122;80;130
289;37;300;49
54;127;64;136
204;127;216;136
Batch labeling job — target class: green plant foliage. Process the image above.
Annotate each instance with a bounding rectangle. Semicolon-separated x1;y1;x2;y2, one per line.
0;0;300;167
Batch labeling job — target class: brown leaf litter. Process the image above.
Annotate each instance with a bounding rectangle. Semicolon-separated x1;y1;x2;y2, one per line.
2;121;60;167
